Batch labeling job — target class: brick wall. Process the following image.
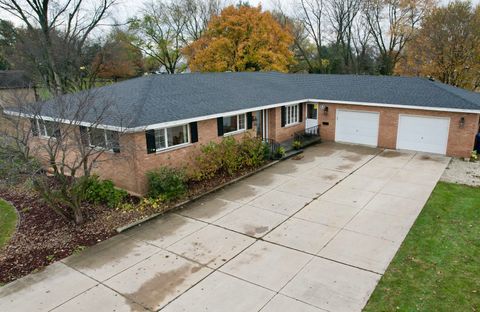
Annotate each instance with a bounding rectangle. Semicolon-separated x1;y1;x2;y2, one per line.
267;105;306;143
317;103;479;158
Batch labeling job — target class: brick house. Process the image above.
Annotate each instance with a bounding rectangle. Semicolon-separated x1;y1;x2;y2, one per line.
3;72;480;195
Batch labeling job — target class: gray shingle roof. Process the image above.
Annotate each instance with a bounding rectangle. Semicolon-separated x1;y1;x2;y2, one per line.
8;72;480;129
0;70;34;89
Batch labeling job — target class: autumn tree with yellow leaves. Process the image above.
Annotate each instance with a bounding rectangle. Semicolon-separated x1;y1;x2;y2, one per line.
396;1;480;90
184;5;295;72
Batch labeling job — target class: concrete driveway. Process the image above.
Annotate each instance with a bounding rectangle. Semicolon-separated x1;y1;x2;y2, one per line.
0;143;450;312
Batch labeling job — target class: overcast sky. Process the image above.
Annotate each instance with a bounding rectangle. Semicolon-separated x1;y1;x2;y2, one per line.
2;0;480;30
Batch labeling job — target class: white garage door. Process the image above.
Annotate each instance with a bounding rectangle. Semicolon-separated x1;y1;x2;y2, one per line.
397;115;450;154
335;110;380;146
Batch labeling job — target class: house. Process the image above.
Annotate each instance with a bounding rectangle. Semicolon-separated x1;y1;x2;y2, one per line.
0;70;36;108
0;70;37;134
3;72;480;195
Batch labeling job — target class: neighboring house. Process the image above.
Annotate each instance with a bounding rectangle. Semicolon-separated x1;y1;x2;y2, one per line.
0;70;37;134
3;72;480;195
0;70;36;108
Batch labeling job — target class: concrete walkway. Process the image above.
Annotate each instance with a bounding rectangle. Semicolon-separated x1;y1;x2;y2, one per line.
0;143;450;312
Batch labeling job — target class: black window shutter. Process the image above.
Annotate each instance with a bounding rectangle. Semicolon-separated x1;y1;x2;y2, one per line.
217;117;224;136
246;112;253;129
145;130;156;154
190;122;198;143
281;106;286;127
299;104;303;122
30;119;38;136
111;132;121;153
79;126;88;145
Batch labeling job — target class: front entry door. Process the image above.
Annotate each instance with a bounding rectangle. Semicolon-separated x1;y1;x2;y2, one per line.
305;103;318;133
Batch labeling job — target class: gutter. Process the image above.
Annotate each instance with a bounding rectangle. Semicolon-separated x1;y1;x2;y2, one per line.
4;98;480;134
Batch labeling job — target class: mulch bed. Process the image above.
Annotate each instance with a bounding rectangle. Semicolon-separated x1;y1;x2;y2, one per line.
0;164;271;285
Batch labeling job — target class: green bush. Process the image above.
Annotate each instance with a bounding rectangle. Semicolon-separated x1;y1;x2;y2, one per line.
191;135;269;181
275;146;286;158
147;167;187;201
292;140;302;150
84;175;128;208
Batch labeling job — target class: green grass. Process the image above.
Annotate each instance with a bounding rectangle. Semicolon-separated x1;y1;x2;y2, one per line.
364;182;480;312
0;198;17;249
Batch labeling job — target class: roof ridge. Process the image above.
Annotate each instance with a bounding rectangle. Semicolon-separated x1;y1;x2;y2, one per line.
426;79;480;108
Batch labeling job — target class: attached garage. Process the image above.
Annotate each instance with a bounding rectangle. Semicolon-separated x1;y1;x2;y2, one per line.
396;115;450;155
335;110;380;146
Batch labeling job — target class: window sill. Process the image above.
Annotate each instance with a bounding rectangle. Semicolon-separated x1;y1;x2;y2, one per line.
223;129;247;137
89;145;117;154
153;142;192;154
284;122;301;128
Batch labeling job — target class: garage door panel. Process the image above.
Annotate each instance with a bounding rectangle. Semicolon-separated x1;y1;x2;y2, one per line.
397;115;449;155
335;110;379;146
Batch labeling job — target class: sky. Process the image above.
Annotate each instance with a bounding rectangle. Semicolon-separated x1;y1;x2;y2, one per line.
2;0;480;30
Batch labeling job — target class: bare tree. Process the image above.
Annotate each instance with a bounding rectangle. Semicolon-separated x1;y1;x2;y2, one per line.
178;0;224;41
295;0;329;72
326;0;362;72
2;89;133;224
0;0;116;94
129;1;188;74
362;0;433;75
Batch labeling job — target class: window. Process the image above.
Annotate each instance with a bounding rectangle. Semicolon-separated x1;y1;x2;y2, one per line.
154;124;189;151
223;114;246;135
286;104;299;125
31;119;61;138
88;128;120;152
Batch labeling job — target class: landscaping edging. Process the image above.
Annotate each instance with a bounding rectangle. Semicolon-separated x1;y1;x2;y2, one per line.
116;158;287;233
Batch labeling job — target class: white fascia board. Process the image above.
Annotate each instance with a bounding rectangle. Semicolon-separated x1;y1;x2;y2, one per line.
2;110;127;132
5;98;480;134
309;99;480;114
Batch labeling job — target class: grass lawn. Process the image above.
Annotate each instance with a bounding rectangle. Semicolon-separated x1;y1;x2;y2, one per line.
364;182;480;312
0;198;17;249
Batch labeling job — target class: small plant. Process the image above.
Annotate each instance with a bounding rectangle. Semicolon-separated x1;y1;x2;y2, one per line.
147;167;187;201
471;150;478;161
292;140;302;150
275;146;286;158
84;175;128;208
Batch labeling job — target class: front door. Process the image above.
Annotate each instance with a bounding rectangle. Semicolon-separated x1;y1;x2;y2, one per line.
305;103;318;133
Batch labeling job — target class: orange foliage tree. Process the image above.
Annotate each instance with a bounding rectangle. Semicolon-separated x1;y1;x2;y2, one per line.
184;5;295;72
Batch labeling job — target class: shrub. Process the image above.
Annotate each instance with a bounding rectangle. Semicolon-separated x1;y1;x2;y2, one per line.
84;175;128;208
292;140;302;150
191;135;269;181
275;146;286;158
147;167;187;201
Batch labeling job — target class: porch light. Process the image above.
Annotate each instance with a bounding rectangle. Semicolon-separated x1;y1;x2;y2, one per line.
323;106;329;115
459;117;465;128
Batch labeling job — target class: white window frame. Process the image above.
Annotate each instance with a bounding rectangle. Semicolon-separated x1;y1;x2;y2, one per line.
223;113;247;136
154;124;190;152
285;104;299;126
88;128;119;152
33;119;59;138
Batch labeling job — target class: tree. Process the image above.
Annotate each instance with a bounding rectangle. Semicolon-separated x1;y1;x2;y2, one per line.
184;5;295;72
0;20;16;70
129;1;187;74
0;0;116;95
396;1;480;90
93;30;144;82
2;90;132;224
362;0;433;75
